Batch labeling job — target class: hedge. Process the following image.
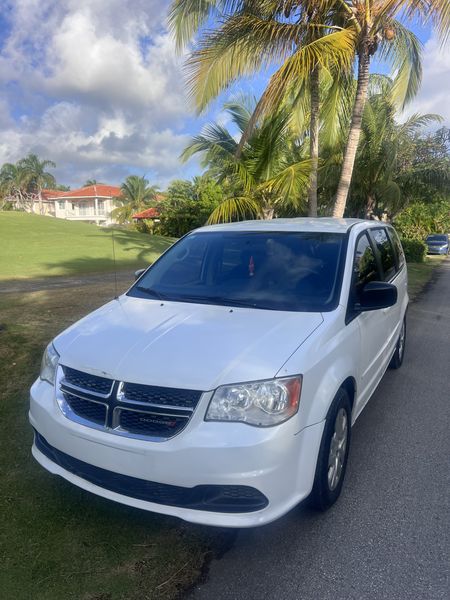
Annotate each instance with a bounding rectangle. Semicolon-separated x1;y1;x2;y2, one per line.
401;238;427;263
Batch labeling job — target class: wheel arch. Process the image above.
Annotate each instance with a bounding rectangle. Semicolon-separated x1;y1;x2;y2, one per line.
340;376;357;413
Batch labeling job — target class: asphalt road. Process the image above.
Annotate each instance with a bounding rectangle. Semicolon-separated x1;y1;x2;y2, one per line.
191;260;450;600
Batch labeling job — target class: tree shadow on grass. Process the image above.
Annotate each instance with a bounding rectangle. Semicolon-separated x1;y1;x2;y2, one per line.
43;231;175;277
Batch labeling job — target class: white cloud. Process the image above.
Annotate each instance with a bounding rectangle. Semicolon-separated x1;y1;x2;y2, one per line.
402;32;450;125
0;0;193;187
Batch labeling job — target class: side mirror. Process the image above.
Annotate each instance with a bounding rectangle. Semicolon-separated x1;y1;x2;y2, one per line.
357;281;397;312
134;268;146;281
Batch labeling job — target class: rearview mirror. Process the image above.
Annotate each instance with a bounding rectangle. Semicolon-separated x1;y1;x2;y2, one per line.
134;268;146;281
357;281;397;312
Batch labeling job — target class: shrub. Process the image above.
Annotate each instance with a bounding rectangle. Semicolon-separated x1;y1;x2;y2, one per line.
394;200;450;240
400;238;427;263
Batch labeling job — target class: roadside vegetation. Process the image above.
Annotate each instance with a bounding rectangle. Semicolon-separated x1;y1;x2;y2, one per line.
0;212;174;281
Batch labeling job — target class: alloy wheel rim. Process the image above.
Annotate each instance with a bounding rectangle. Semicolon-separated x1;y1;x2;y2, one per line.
327;408;348;491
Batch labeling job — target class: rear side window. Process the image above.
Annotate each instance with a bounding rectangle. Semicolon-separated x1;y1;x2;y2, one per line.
352;233;380;304
387;227;405;270
369;228;396;281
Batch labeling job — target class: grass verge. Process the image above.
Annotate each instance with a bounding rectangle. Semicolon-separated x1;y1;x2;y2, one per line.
0;212;174;280
407;255;447;300
0;281;230;600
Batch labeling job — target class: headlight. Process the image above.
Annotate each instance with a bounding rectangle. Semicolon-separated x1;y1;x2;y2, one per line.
40;343;59;385
205;376;302;427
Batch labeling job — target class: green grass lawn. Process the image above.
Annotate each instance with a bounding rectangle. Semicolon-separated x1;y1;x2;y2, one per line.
0;212;175;280
0;281;230;600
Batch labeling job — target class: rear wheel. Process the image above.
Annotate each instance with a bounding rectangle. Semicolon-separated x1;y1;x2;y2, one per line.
309;388;351;511
389;317;406;370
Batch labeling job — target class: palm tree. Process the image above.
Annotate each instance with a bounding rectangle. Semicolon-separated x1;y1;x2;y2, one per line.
331;0;449;217
319;75;445;219
169;1;356;216
83;179;104;187
112;175;159;224
17;154;56;214
182;96;312;222
170;1;449;219
350;77;442;218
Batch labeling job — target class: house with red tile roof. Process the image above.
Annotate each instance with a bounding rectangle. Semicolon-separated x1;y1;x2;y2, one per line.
132;207;160;220
132;195;165;223
47;184;122;225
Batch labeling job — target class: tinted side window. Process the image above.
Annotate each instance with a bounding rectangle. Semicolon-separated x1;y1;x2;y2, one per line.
352;233;379;303
370;228;396;281
387;227;405;270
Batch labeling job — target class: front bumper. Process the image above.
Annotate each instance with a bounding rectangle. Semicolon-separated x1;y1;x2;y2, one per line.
30;378;324;527
427;246;448;255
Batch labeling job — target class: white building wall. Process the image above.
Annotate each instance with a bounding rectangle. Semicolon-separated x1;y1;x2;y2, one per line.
53;197;117;225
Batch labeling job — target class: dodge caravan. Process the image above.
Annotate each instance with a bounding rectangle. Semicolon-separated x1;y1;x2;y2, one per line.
30;218;408;527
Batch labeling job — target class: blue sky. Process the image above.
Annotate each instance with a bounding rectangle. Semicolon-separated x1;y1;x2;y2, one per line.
0;1;448;190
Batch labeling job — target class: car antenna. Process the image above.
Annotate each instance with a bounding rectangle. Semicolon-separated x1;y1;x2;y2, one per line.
111;226;118;300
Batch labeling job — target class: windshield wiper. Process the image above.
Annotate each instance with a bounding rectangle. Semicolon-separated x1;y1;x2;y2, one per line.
174;294;276;310
135;286;166;301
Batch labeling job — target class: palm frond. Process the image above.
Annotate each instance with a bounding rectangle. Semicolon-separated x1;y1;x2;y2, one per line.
237;27;357;151
186;14;307;111
261;159;312;209
207;195;262;223
378;19;422;109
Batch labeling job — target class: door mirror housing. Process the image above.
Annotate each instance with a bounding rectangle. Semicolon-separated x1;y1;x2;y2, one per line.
134;268;146;281
357;281;398;312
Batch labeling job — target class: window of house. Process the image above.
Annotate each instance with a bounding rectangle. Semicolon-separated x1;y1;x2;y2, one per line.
97;199;105;215
78;201;91;216
58;201;65;210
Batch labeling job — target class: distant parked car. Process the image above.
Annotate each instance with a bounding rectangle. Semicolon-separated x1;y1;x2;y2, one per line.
425;234;449;255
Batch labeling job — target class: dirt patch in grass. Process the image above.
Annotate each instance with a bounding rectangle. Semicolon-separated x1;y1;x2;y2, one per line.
0;281;234;600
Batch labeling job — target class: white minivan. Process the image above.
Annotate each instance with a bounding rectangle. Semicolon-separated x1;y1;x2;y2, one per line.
30;218;408;527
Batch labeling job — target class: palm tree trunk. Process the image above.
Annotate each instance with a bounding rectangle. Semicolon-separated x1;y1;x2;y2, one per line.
308;67;320;217
333;46;371;218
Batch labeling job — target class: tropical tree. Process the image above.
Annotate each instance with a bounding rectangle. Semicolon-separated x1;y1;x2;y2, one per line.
319;77;448;219
83;179;103;187
170;1;449;219
16;153;56;214
347;77;443;218
182;96;312;222
169;1;356;216
158;175;224;236
330;0;449;217
112;175;159;224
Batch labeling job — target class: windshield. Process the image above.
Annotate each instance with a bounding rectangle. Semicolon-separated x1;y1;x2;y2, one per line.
426;235;447;242
128;231;346;312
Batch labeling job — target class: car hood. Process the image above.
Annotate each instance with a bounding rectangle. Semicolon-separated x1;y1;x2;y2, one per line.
54;295;323;391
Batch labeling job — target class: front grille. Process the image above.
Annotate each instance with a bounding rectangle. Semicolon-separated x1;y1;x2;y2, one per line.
57;365;203;441
34;431;269;513
117;409;187;437
63;366;113;395
64;393;107;426
122;382;201;409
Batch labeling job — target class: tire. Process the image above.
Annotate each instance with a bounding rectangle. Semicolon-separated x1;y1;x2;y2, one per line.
309;388;352;512
389;316;406;370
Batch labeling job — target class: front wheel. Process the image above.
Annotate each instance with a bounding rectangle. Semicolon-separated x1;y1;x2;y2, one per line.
309;388;351;511
389;316;406;370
